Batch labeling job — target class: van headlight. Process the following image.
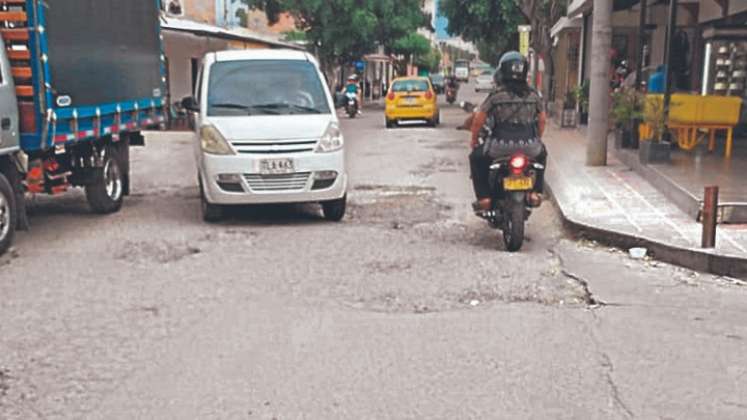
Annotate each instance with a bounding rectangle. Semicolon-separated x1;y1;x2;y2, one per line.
200;124;234;155
316;122;344;153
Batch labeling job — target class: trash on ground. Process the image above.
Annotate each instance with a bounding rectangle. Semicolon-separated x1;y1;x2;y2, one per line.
629;247;647;259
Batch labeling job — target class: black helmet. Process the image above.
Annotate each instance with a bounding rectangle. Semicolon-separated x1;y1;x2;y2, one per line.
496;51;528;85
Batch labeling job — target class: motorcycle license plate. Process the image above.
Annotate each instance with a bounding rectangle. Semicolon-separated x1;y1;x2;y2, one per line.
259;158;294;175
503;176;533;191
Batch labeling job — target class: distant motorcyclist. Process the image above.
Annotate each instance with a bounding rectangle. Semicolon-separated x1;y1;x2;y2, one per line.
469;51;547;211
445;75;459;103
341;74;362;115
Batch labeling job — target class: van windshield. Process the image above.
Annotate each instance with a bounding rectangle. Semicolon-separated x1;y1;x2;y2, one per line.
207;60;331;116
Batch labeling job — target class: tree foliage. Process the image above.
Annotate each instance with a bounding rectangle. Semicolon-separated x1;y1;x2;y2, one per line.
440;0;568;94
440;0;523;61
393;33;432;58
236;0;426;70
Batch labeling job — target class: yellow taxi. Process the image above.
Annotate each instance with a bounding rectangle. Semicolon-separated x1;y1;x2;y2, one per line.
385;77;440;128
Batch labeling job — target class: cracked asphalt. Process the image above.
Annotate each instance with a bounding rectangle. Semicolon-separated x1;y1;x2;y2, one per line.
1;86;747;419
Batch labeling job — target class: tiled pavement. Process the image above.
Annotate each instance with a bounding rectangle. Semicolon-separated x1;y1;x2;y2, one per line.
544;126;747;267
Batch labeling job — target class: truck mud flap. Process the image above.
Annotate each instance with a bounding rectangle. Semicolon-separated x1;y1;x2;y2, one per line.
128;132;145;147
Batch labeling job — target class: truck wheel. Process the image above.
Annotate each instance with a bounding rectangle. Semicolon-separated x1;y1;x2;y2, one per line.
85;146;124;214
322;194;346;222
0;172;17;256
200;177;223;223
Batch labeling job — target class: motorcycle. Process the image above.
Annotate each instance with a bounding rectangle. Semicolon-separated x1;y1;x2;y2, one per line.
345;92;359;118
445;86;457;104
458;101;543;252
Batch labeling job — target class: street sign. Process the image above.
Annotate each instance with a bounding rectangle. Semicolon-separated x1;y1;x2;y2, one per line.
355;60;365;71
518;25;531;57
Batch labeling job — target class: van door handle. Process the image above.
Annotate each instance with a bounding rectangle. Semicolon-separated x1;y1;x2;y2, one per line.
1;118;10;130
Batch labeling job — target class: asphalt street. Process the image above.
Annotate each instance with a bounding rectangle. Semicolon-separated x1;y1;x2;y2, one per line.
1;85;746;419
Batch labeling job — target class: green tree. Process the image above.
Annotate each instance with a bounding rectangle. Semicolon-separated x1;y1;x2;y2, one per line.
440;0;523;55
440;0;567;96
237;0;426;75
415;47;442;73
393;33;431;59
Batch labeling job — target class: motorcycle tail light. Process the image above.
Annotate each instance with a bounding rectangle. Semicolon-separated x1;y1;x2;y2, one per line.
509;154;528;175
387;92;395;101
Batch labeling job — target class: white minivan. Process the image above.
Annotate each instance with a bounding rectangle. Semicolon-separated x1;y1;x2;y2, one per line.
184;49;347;222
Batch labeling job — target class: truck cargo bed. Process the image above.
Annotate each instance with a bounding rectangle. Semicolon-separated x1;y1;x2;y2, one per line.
2;0;166;152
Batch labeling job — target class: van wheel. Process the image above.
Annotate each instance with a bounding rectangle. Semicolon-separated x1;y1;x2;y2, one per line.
386;118;394;128
199;177;223;223
86;145;124;214
0;172;17;256
322;195;346;222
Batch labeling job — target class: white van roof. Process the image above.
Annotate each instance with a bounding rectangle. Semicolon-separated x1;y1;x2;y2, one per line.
213;49;315;63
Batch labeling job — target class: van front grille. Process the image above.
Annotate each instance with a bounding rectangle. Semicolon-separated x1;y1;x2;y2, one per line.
231;139;318;154
244;172;310;191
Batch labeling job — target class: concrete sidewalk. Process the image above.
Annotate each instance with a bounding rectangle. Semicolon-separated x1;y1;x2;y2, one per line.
544;126;747;278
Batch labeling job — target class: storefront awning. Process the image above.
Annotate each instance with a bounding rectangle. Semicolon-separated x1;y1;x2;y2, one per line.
363;54;393;63
703;26;747;40
568;0;641;16
551;16;583;38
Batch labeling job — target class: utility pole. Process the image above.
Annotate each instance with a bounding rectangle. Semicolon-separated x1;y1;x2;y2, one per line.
662;0;678;134
586;0;613;166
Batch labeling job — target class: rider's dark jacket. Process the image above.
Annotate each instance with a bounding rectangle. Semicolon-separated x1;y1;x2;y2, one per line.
478;83;544;159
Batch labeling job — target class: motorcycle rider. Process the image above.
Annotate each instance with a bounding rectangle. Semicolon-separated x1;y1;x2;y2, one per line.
445;75;459;101
469;51;547;212
341;74;362;115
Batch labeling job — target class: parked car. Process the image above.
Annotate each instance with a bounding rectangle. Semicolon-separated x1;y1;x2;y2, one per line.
384;77;440;128
430;74;445;94
183;49;348;222
475;69;495;92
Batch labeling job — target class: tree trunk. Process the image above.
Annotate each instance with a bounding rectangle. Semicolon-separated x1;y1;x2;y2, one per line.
586;0;613;166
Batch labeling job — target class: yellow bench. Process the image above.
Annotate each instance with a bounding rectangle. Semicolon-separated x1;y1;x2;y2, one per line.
640;94;742;158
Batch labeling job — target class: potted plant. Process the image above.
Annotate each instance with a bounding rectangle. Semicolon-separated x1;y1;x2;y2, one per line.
611;88;644;149
572;80;590;125
561;91;577;128
639;96;672;164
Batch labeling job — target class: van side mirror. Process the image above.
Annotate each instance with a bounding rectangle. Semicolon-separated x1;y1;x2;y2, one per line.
181;97;198;111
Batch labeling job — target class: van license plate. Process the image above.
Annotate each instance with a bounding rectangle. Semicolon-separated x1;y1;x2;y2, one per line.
260;158;294;175
503;176;533;191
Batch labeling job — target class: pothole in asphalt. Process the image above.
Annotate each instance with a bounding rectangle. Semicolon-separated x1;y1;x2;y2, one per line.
411;157;463;177
422;138;467;150
0;368;11;399
131;185;198;200
348;184;450;228
114;240;201;264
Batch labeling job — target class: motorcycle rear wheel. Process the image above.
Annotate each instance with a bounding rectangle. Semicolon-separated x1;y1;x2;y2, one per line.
502;199;525;252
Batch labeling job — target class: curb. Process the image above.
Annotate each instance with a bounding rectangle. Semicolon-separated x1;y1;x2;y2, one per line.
546;183;747;279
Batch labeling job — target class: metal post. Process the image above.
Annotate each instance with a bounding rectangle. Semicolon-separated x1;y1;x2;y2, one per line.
635;0;648;88
702;186;719;248
662;0;678;136
702;42;712;95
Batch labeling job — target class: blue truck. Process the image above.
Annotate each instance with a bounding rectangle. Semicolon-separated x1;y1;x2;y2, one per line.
0;0;166;254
